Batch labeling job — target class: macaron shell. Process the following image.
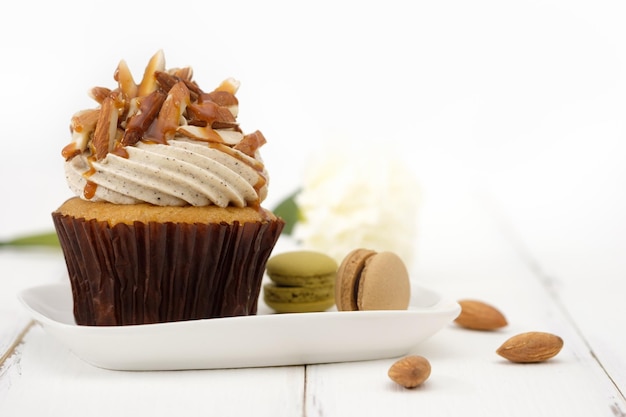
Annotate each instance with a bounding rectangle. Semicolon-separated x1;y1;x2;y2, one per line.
335;248;376;311
357;251;410;310
263;283;335;313
264;298;336;313
268;274;335;288
266;250;338;286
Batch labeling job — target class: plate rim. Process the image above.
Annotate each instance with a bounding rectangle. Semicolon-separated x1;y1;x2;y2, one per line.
18;282;461;370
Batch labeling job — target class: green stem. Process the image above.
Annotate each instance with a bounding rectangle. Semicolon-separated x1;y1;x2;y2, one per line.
0;231;60;248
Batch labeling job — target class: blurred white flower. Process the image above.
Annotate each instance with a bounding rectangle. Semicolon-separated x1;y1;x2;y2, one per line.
292;139;420;268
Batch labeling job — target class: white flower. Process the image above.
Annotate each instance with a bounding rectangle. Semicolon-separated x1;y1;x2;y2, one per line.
293;140;420;268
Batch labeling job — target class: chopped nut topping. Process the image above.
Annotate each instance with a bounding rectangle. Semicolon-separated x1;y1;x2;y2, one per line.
203;90;239;118
121;89;167;146
176;125;228;143
171;66;193;81
69;109;100;152
114;59;138;99
64;50;265;163
187;100;237;127
147;81;190;144
137;49;166;97
234;130;267;157
215;77;240;95
155;71;202;102
204;90;238;107
89;87;112;104
92;96;119;160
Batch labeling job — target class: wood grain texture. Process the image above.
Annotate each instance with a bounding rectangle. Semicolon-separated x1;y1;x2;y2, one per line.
1;193;625;416
303;192;626;416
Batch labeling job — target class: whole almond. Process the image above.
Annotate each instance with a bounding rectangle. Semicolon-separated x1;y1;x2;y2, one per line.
455;299;508;330
496;331;563;363
388;355;431;388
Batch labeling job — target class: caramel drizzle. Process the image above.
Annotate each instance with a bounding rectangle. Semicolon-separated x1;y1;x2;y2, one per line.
61;142;80;161
82;158;98;199
83;181;98;200
121;90;167;147
144;81;190;144
63;52;268;205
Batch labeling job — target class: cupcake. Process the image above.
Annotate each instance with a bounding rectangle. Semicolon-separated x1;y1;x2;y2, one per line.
53;50;284;326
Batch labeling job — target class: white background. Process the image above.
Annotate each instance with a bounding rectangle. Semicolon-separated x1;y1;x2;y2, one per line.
1;0;624;274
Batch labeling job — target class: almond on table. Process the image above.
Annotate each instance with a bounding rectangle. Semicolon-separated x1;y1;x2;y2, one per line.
496;332;564;363
388;355;432;388
454;299;508;331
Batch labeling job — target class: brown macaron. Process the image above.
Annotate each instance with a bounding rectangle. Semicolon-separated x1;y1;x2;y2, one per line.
335;249;411;311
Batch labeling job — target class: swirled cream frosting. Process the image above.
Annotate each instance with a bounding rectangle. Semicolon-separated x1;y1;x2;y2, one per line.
62;50;269;207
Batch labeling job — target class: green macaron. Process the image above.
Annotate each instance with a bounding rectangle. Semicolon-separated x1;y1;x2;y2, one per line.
263;250;338;313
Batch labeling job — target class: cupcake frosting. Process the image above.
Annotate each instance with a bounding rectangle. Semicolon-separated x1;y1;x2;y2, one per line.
62;50;269;208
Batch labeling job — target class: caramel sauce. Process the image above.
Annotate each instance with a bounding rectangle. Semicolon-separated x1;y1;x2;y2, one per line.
61;142;79;160
233;130;266;157
143;82;189;145
110;145;129;159
251;176;268;211
153;116;179;144
80;156;99;199
84;180;97;199
144;120;167;144
254;173;268;195
188;101;236;125
121;90;166;146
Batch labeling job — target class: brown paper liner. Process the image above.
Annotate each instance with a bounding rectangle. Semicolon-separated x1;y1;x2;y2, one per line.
52;212;284;326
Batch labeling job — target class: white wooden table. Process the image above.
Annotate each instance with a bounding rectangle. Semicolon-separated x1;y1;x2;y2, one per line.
1;191;625;417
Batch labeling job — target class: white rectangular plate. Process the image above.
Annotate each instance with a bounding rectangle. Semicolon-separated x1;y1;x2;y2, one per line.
18;282;460;371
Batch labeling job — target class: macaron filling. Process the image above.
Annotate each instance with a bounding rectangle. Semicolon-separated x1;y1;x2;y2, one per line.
352;252;376;310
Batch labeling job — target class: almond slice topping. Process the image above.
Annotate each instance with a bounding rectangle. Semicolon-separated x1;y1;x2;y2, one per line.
64;109;102;160
121;89;167;146
234;130;267;157
146;81;190;144
215;77;240;94
92;96;119;160
176;125;226;144
70;109;100;146
187;100;237;127
64;51;269;181
204;90;238;107
171;66;193;81
203;90;239;118
216;129;244;145
114;59;138;99
89;87;112;104
155;70;202;102
137;49;166;97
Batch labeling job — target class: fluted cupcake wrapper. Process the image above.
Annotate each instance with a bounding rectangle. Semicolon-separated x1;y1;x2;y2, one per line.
52;213;284;326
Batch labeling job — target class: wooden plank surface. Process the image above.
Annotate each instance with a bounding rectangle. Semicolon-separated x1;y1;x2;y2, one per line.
304;191;626;416
486;165;626;398
2;327;305;417
0;249;66;363
1;192;625;416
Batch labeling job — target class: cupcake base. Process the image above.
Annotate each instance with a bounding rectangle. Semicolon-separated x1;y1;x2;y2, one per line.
52;198;284;326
